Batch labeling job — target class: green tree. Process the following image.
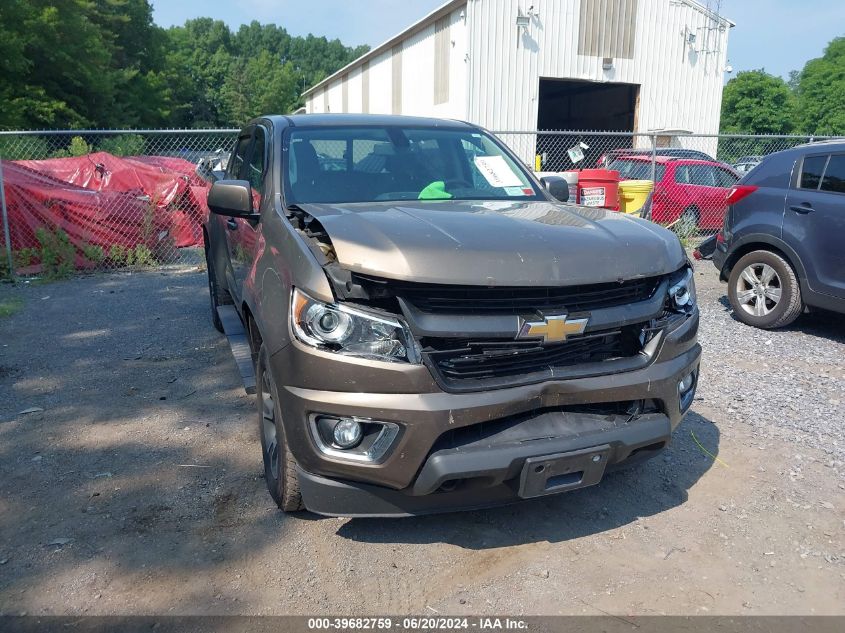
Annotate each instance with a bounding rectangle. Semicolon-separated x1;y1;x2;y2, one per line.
795;37;845;135
0;0;170;129
0;0;113;128
162;18;234;127
0;3;368;130
221;52;299;125
720;70;797;134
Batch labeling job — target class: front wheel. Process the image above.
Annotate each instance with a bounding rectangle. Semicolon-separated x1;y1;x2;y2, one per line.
257;345;303;511
727;250;803;329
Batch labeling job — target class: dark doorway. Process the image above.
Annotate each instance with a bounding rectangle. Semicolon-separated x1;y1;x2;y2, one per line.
536;78;639;170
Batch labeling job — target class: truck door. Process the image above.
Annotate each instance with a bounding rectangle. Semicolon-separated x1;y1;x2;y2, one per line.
224;125;267;303
783;152;845;299
219;130;253;297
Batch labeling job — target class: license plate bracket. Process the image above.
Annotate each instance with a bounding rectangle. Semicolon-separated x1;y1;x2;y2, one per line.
518;444;611;498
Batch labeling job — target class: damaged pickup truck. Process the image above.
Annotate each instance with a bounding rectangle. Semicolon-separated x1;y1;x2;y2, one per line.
203;114;700;517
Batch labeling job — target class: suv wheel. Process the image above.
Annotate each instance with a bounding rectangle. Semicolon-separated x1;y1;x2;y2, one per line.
728;250;803;329
205;245;231;333
257;344;303;512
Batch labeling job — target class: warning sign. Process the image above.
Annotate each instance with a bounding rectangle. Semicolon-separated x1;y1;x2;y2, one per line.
580;186;606;207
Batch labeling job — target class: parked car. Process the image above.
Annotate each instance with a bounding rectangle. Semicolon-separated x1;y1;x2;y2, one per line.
597;147;714;168
713;141;845;329
204;114;700;517
609;156;740;232
731;155;763;175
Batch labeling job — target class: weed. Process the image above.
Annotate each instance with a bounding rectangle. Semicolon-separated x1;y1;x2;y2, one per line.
0;297;23;318
35;227;76;279
82;244;105;265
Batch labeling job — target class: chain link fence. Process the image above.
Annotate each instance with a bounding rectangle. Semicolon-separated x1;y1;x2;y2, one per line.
497;130;843;244
1;127;842;280
0;129;237;280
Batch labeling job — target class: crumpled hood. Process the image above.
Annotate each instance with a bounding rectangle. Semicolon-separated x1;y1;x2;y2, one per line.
298;200;686;286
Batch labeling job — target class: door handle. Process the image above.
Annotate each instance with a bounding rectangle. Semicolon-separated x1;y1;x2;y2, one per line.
226;218;238;231
789;203;814;214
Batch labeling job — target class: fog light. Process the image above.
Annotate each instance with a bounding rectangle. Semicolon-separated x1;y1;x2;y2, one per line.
332;418;363;449
678;370;697;412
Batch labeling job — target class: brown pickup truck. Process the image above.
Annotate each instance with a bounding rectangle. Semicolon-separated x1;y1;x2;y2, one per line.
203;114;700;517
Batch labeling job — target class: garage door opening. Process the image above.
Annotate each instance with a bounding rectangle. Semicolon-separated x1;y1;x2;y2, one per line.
537;78;639;170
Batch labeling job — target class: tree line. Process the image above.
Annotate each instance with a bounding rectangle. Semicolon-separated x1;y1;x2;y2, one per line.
720;36;845;136
0;0;368;130
2;2;841;135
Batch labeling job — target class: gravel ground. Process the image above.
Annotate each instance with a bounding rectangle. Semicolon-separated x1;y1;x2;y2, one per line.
696;284;845;465
0;259;842;616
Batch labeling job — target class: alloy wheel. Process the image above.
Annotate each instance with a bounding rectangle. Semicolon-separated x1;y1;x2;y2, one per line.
735;263;782;317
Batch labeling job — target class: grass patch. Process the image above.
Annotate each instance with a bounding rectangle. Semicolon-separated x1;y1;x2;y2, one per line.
0;297;23;318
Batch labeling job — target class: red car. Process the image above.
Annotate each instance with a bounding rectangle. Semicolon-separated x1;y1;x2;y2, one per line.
609;156;740;231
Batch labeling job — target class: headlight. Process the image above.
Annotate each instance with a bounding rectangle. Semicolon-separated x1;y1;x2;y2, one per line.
291;288;419;363
667;266;696;312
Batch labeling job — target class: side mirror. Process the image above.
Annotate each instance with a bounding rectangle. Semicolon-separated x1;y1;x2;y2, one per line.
207;180;256;218
540;175;570;203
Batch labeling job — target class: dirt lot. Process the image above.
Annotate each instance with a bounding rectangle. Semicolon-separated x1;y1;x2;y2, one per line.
0;260;843;616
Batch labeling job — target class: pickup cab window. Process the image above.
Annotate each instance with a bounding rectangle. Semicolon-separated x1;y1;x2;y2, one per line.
285;126;541;204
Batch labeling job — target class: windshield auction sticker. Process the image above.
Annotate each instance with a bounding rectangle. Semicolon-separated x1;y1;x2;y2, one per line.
474;156;523;188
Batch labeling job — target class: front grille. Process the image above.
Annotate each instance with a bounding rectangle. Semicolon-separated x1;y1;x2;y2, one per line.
386;276;660;314
423;323;647;389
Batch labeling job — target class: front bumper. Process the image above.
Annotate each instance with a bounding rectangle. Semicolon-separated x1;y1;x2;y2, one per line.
297;412;674;517
270;310;700;516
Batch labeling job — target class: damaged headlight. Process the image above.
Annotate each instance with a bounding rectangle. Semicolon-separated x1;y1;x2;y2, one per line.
666;266;697;312
291;288;419;364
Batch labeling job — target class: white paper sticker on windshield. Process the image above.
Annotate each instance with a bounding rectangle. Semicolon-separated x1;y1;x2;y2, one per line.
474;156;523;188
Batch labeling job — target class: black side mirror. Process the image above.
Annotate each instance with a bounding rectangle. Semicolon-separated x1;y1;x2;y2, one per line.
208;180;256;218
540;175;570;203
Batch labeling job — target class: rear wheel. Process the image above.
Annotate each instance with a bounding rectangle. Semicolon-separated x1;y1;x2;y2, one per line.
205;243;231;333
674;206;699;239
727;250;803;329
257;345;303;511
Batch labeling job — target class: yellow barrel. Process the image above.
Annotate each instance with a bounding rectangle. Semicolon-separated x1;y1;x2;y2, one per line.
618;179;653;215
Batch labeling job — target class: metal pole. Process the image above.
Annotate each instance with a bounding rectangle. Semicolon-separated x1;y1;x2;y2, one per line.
650;133;657;183
0;156;15;283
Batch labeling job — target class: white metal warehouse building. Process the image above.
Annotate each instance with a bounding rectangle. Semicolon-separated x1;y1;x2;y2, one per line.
303;0;732;161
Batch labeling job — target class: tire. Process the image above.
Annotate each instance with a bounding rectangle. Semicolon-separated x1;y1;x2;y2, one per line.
727;250;803;329
674;206;699;239
205;244;231;333
256;344;303;511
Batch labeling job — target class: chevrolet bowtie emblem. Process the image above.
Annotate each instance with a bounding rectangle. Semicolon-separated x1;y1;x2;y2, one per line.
517;314;589;344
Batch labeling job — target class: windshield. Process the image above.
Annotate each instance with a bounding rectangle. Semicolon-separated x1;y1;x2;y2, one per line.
609;159;666;181
284;126;541;204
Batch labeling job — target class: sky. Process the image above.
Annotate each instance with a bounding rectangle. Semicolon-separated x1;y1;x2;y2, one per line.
149;0;844;81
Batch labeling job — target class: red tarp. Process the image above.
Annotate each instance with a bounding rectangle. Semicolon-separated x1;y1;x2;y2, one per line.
3;152;210;272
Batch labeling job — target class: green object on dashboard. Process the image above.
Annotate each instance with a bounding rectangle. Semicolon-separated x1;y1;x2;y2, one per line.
418;181;453;200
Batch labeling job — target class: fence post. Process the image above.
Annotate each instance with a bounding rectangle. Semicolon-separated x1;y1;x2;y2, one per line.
0;155;15;284
650;133;657;183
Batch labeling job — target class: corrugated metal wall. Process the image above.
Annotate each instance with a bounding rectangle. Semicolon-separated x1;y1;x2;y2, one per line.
392;45;403;114
578;0;638;59
466;0;729;139
305;4;468;119
305;0;729;157
434;16;452;104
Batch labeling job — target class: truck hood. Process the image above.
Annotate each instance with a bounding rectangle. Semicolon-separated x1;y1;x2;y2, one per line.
298;200;686;286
